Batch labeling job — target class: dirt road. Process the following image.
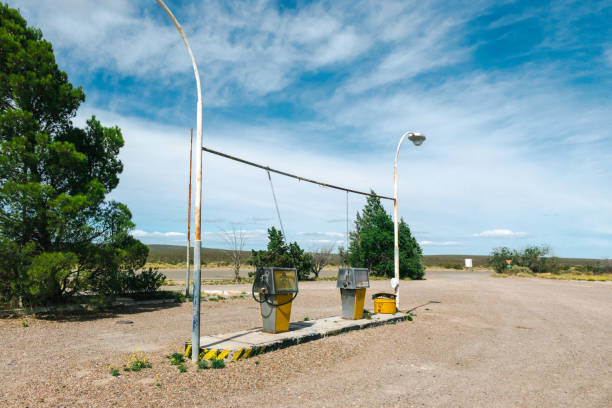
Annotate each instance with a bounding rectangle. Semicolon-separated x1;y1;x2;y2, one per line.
158;266;338;281
1;270;611;407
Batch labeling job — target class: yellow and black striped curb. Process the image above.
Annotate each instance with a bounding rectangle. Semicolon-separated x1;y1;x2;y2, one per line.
184;313;413;362
184;343;266;361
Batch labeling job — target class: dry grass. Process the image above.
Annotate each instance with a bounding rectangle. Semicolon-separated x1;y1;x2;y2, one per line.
534;272;612;281
164;278;254;287
491;272;612;281
144;262;247;270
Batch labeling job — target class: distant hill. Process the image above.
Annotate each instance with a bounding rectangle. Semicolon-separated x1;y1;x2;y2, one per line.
146;244;248;265
147;244;601;268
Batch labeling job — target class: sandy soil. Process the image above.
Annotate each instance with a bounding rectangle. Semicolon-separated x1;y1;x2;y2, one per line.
1;270;611;407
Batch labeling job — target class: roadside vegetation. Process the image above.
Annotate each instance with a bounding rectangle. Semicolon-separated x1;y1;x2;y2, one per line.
489;246;612;281
0;5;167;309
250;227;314;280
344;192;424;280
248;193;424;280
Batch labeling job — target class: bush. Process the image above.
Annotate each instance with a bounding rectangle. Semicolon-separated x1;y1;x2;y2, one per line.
118;268;166;294
507;266;532;274
597;259;612;274
347;192;424;280
442;263;463;270
0;241;35;306
489;245;559;274
251;227;313;280
488;247;518;273
211;359;225;369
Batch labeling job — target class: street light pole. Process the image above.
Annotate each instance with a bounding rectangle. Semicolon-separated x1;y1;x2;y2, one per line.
155;0;204;363
393;131;425;310
185;128;193;297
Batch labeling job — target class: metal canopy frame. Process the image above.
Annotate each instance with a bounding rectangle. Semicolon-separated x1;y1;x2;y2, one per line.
202;146;395;202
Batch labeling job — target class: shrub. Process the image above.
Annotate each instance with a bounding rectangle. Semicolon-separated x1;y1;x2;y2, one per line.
489;245;560;274
488;247;518;273
211;359;225;369
123;350;152;372
442;263;463;270
347;192;424;280
119;268;166;294
251;227;313;280
593;259;612;275
169;352;185;366
507;266;532;274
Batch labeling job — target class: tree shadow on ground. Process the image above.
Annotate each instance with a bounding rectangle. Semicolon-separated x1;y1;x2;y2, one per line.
5;302;183;323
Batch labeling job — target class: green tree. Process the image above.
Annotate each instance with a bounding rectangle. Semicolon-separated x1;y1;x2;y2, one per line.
488;247;518;273
489;245;558;274
251;227;314;280
348;192;424;279
0;4;148;305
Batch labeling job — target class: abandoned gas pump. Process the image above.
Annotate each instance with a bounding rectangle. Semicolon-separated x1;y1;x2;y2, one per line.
337;268;369;319
252;267;298;333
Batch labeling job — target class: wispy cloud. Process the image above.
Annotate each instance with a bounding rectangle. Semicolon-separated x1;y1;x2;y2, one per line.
420;241;459;246
9;0;612;257
131;230;185;239
12;0;377;106
473;229;528;238
296;232;344;238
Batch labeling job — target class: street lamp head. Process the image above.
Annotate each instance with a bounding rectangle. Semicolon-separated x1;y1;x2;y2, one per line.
408;132;426;146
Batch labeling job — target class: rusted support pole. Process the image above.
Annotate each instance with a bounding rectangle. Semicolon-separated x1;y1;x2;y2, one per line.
155;0;204;363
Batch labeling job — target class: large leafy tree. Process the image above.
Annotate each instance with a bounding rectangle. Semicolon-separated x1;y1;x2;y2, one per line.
348;192;424;280
0;4;147;304
251;227;314;280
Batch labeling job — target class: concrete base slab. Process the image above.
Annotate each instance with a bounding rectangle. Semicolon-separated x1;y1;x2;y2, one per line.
186;312;412;361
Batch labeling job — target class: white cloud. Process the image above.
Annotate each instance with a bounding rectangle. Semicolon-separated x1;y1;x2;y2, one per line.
131;230;185;239
419;241;459;246
486;8;540;29
345;17;471;94
8;0;610;257
473;229;528;238
296;232;345;238
79;102;610;255
10;0;374;104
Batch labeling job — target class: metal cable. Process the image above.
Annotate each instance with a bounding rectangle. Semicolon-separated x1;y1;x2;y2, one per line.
267;170;286;239
202;146;394;201
346;191;349;249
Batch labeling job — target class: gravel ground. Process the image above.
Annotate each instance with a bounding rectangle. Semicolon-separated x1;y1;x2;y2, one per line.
1;270;611;407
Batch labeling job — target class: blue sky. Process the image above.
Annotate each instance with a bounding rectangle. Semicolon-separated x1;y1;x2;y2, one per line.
9;0;612;258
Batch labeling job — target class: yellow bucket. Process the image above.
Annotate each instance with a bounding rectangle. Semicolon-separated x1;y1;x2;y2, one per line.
373;293;397;314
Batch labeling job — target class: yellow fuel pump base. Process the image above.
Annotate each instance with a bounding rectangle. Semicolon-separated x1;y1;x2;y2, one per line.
337;268;370;320
260;293;293;333
340;288;366;319
252;267;299;334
